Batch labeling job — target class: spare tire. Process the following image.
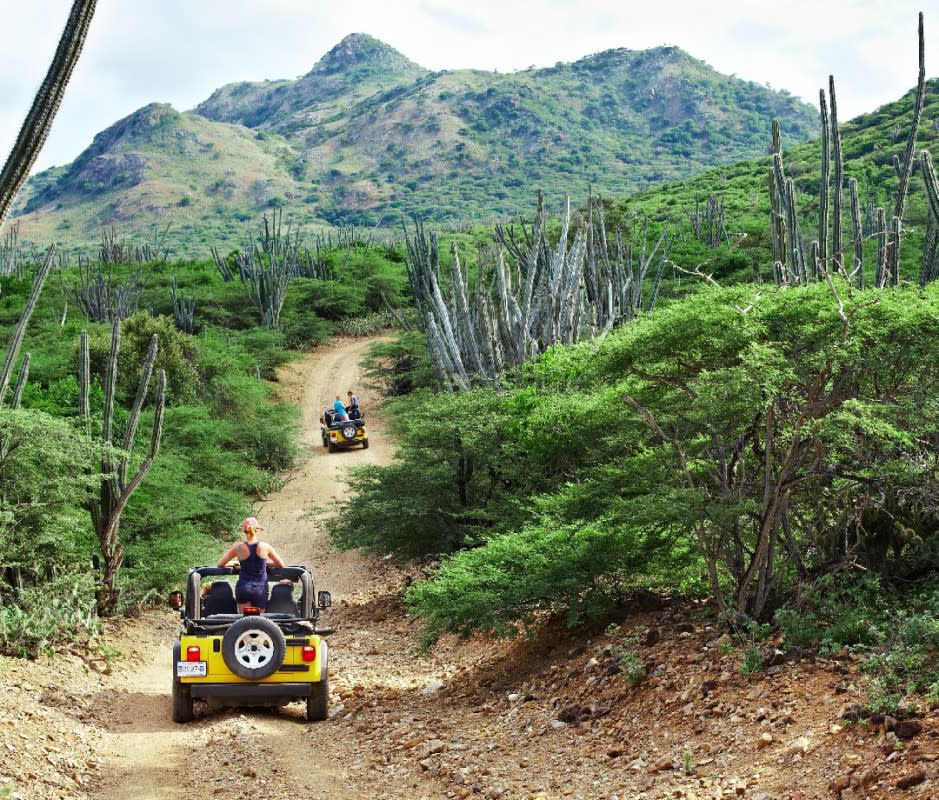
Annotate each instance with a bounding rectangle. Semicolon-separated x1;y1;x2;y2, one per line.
341;424;357;441
222;616;286;679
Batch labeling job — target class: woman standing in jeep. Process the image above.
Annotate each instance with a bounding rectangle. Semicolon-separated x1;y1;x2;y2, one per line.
217;517;285;612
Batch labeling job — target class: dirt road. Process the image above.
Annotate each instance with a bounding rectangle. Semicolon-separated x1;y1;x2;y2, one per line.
5;337;935;800
89;336;445;800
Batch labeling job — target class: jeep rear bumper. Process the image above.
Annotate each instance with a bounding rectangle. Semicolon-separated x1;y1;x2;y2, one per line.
189;682;317;699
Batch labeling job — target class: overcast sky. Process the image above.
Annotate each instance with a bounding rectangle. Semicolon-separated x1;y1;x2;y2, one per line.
1;1;934;173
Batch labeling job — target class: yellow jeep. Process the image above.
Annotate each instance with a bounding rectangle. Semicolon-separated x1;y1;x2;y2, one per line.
320;406;369;451
170;564;332;723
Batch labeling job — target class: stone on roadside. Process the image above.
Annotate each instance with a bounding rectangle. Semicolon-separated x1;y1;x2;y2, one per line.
788;735;811;755
895;769;926;790
894;719;922;740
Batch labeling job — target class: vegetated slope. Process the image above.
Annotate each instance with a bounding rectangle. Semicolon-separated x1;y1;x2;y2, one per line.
14;103;306;254
10;32;817;256
628;79;939;256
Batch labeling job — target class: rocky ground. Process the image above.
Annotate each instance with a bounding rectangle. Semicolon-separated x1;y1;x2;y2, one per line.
2;337;938;800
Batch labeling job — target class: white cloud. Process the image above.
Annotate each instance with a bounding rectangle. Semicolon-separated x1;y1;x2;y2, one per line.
0;0;934;173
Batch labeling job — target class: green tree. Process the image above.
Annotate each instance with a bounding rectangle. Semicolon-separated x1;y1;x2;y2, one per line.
0;408;105;588
527;281;939;619
331;389;531;557
387;282;939;643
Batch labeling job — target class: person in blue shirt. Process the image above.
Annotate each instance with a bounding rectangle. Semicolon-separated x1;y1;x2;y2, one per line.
332;395;349;421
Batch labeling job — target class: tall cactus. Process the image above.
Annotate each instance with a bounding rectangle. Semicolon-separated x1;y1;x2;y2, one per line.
171;275;195;333
888;12;927;282
0;0;97;231
404;195;669;389
769;13;928;288
770;150;807;284
769;121;787;282
920;150;939;286
222;213;297;328
847;178;865;287
874;208;889;288
829;76;845;273
79;321;166;616
894;13;927;225
922;150;939;223
920;214;939;286
817;90;831;275
0;245;55;408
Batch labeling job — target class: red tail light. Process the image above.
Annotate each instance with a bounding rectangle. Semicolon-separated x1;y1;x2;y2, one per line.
186;646;201;662
301;645;316;662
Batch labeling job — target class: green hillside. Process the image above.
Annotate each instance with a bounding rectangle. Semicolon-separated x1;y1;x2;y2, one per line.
9;33;817;257
625;79;939;283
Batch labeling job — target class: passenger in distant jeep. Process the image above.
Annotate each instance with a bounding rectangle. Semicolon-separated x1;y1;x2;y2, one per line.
216;517;285;612
346;390;361;420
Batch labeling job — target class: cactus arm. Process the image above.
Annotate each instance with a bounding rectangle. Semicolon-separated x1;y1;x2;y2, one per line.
830;76;845;271
922;151;939;223
10;353;30;409
118;334;158;486
893;13;926;225
0;245;55;407
0;0;97;230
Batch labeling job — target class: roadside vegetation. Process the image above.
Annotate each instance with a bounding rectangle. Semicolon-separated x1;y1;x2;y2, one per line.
0;222;407;657
332;20;939;716
3;5;939;723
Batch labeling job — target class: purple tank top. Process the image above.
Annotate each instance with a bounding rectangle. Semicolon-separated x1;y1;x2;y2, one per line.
238;541;267;585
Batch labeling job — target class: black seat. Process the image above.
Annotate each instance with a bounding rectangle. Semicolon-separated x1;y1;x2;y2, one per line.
202;581;236;615
266;583;297;615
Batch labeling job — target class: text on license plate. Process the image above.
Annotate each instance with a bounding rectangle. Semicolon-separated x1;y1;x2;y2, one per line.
176;662;206;677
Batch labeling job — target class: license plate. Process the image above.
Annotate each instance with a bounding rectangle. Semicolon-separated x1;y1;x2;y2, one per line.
176;662;206;677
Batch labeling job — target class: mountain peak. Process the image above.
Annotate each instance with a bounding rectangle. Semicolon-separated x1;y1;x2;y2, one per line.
308;33;424;77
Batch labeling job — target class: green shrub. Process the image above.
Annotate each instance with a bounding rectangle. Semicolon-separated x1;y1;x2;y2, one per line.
84;312;200;405
334;311;397;337
120;524;219;610
613;637;648;686
405;516;686;646
361;333;435;396
775;572;887;652
0;573;100;658
230;403;299;473
278;307;333;350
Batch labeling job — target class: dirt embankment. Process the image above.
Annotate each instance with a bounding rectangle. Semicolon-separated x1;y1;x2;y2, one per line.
2;336;939;800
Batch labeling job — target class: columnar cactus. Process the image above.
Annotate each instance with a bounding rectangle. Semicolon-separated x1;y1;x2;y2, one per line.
922;151;939;223
829;76;845;273
80;321;166;616
0;246;55;408
847;178;865;287
222;212;299;328
818;90;830;274
888;13;926;282
768;14;929;289
404;194;669;389
0;0;97;231
919;215;939;286
874;208;888;288
171;275;196;333
893;13;926;225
